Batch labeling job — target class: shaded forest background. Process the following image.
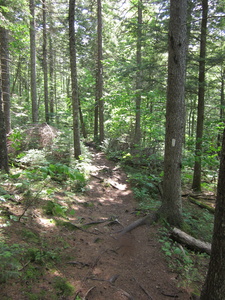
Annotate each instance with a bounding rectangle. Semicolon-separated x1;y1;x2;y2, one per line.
1;0;225;170
1;0;225;299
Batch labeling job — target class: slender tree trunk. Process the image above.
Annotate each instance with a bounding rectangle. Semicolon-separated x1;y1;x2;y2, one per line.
0;27;11;134
49;32;54;121
29;0;38;123
79;98;87;138
200;127;225;299
192;0;208;192
94;98;98;140
48;1;54;121
69;0;81;159
11;58;21;95
217;68;225;147
160;0;187;227
133;0;142;147
0;86;9;173
43;0;49;124
96;0;104;143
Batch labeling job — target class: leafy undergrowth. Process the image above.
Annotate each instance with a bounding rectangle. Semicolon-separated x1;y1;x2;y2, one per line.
0;139;91;299
0;134;216;299
0;174;85;299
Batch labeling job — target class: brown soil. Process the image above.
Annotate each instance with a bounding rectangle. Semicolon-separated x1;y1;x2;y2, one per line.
1;148;192;300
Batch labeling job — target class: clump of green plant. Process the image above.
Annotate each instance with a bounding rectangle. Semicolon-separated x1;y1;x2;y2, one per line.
138;196;161;212
23;265;43;282
0;242;22;283
21;229;39;243
17;149;48;167
26;247;59;266
45;130;72;165
126;169;162;207
183;206;213;243
40;163;86;185
158;227;209;296
53;276;74;297
44;200;67;217
8;128;24;155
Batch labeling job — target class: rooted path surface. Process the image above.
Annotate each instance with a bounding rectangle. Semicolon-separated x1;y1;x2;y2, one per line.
1;148;191;299
65;148;190;300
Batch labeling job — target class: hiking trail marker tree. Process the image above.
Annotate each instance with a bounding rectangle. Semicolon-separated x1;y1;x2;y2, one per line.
160;0;187;227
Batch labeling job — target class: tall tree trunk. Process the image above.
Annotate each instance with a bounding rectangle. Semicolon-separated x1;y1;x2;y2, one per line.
0;86;9;173
11;57;21;95
29;0;38;123
133;0;143;147
94;98;98;140
48;0;54;121
78;98;87;138
200;127;225;299
160;0;187;227
217;68;225;147
192;0;208;192
69;0;81;159
0;27;11;134
49;30;54;121
96;0;104;143
43;0;49;124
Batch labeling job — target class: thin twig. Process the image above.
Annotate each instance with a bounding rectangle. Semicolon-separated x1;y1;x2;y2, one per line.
134;277;153;299
83;286;96;299
18;180;50;222
117;288;134;300
18;260;31;271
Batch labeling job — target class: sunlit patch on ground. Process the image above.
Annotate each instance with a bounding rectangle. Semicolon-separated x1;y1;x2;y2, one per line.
37;217;55;228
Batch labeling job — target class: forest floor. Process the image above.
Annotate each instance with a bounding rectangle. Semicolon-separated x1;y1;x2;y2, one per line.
1;146;197;299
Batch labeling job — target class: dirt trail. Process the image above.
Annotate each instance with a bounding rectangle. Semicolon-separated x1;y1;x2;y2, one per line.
65;148;191;300
1;148;191;300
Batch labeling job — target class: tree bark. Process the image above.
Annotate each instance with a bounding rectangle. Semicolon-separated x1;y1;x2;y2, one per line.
160;0;187;227
69;0;81;159
48;1;54;121
29;0;38;123
79;98;87;138
49;34;54;121
0;86;9;173
217;68;225;147
200;127;225;299
42;0;49;124
192;0;208;192
0;27;11;134
133;0;143;147
96;0;104;143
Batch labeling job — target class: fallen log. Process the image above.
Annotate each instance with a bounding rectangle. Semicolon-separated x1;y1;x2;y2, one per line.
188;197;215;213
170;227;211;255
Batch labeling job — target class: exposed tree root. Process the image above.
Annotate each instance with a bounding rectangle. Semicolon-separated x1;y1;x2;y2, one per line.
117;212;159;235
